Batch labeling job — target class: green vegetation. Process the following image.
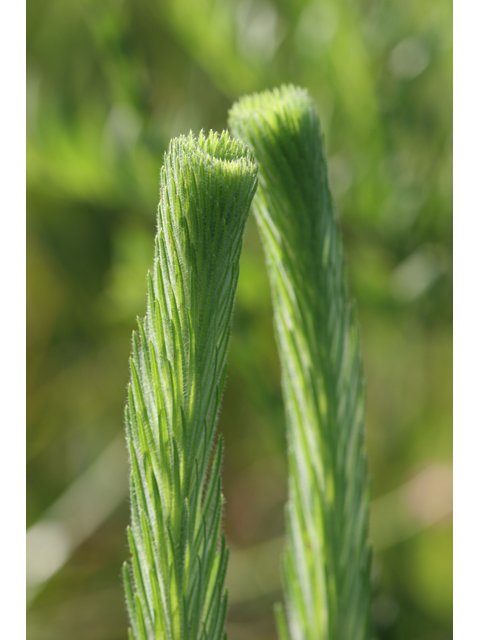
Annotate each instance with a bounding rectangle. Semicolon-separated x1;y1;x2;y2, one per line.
125;86;372;639
27;1;452;639
230;86;371;640
123;131;257;639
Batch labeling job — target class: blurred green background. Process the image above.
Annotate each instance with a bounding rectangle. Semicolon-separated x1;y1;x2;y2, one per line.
26;0;452;638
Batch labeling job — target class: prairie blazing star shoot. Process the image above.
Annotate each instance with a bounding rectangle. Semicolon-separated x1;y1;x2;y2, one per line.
229;86;372;640
123;131;258;640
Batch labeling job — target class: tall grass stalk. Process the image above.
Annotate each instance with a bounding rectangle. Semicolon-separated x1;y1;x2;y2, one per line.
123;131;257;640
229;86;372;640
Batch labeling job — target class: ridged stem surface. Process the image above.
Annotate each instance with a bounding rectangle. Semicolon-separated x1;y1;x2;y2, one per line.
230;86;372;640
123;130;258;640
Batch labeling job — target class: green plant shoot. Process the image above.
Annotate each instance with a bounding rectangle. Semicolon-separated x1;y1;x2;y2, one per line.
229;86;372;640
123;131;258;640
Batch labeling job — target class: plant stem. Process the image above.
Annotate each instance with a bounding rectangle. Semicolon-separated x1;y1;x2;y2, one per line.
123;131;257;640
230;85;372;640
